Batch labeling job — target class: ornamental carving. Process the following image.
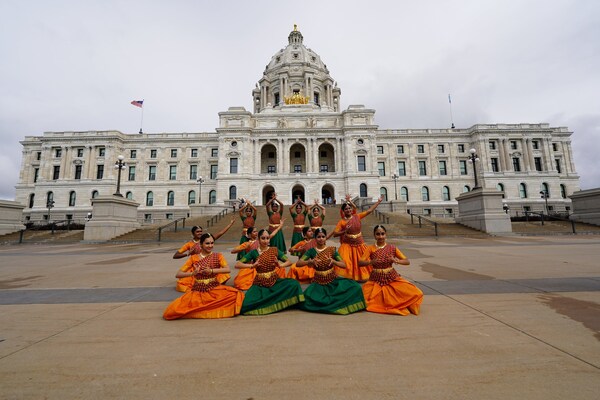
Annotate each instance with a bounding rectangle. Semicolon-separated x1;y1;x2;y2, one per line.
227;151;241;157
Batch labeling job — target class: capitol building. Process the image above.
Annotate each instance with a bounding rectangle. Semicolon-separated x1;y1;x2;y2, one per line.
15;26;580;223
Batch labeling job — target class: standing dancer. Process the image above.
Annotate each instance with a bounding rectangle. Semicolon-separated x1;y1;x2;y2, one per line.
359;225;423;315
266;193;287;254
307;200;326;232
332;195;383;281
289;198;308;248
163;233;244;320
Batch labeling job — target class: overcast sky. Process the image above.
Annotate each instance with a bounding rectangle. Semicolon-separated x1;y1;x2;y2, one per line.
1;0;599;200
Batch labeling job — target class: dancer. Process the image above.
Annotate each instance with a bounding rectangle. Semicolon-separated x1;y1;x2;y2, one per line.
307;200;326;232
358;225;423;315
237;199;258;260
289;198;308;248
332;195;383;281
287;227;316;283
296;228;365;315
173;220;235;292
235;229;304;315
163;233;244;319
266;193;287;254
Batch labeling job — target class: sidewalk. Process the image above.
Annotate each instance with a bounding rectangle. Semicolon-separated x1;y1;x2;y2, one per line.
0;235;599;399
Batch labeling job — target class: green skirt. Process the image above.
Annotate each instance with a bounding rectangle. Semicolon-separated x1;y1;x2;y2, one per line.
269;230;287;254
237;235;249;260
241;278;305;315
300;277;366;315
290;231;304;247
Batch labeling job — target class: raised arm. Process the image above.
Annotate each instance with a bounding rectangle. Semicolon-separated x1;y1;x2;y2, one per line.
364;197;384;216
213;217;235;241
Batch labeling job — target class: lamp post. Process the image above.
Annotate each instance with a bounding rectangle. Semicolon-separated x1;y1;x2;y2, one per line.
467;148;480;189
46;199;55;222
113;155;127;197
197;176;205;205
392;173;399;200
540;190;549;215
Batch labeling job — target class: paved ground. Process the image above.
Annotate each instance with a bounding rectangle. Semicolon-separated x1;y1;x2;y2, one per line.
0;235;599;400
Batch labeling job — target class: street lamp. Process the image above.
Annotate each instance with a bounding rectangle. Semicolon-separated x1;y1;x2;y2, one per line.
392;173;399;200
46;199;55;222
197;176;205;204
467;148;480;189
113;155;127;197
540;190;549;215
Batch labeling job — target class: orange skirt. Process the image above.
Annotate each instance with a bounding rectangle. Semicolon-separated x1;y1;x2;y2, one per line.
362;276;423;316
163;285;244;319
176;273;230;293
234;267;286;290
336;243;372;281
286;263;314;284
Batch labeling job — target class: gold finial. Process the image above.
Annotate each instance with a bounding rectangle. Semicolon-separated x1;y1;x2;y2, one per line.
294;24;297;31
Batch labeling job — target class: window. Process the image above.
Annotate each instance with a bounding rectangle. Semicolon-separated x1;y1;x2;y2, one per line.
397;145;404;154
169;166;177;180
98;147;105;157
534;157;543;171
380;187;388;201
77;148;84;157
34;168;39;182
357;156;366;172
170;149;177;158
229;186;237;200
55;148;62;158
188;191;196;205
144;214;152;222
294;165;302;173
552;143;558;151
92;190;99;199
378;162;386;176
130;150;137;159
191;148;198;157
497;183;505;198
126;192;133;200
555;159;562;173
418;161;427;176
189;165;197;180
512;158;521;172
36;151;42;160
166;213;173;220
560;184;567;199
294;151;301;158
46;191;54;205
209;190;217;204
230;158;238;173
146;192;154;206
69;191;76;207
150;149;157;158
519;183;528;198
397;161;406;176
377;146;384;155
438;144;445;153
421;187;430;201
424;208;431;216
359;183;368;197
29;193;35;208
167;191;175;206
463;185;470;193
541;183;550;198
458;144;465;153
128;166;136;181
438;161;447;176
510;141;517;150
442;186;450;201
417;145;425;154
313;92;319;105
459;160;467;175
268;152;275;159
491;158;499;172
274;93;280;105
96;165;104;179
210;165;218;179
53;165;60;180
489;141;497;150
211;148;218;157
267;165;276;173
148;165;156;181
320;165;328;172
401;187;409;201
74;165;82;180
532;140;539;150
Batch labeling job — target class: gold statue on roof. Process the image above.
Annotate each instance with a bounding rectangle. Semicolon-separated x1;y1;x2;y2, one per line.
284;92;309;105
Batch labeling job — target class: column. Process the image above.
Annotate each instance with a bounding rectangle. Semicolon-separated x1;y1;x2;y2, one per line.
502;139;512;171
543;138;554;172
524;139;533;171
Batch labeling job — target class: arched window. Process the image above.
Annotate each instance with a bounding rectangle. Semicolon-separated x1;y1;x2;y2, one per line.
541;182;550;197
442;186;450;201
400;187;409;202
47;191;54;205
126;191;133;200
167;191;175;206
560;184;567;199
519;183;528;198
146;191;154;206
69;191;76;207
188;191;196;205
463;185;470;193
28;193;35;208
497;183;505;199
229;185;237;200
380;187;388;201
359;183;368;198
91;190;99;199
209;190;217;204
421;187;430;201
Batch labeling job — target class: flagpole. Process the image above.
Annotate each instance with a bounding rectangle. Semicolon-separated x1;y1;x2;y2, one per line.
448;94;455;129
139;99;144;134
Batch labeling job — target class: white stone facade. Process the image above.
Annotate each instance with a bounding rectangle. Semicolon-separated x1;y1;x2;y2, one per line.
15;27;580;223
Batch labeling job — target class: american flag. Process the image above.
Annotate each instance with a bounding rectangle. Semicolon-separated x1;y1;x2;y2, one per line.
131;100;144;108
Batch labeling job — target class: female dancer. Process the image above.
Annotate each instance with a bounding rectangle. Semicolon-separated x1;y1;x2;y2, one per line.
163;233;244;319
266;193;287;253
296;228;365;315
307;200;326;232
358;225;423;316
332;195;383;281
231;220;287;290
237;199;258;260
287;227;316;283
289;198;308;248
173;219;235;292
234;229;304;315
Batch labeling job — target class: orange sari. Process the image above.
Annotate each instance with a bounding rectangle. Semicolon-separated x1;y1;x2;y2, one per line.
335;212;371;281
175;241;230;292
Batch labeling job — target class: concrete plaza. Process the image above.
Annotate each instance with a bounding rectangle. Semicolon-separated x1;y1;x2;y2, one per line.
0;235;599;399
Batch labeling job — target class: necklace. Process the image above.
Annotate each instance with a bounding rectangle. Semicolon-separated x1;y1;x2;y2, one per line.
199;252;212;258
376;243;386;249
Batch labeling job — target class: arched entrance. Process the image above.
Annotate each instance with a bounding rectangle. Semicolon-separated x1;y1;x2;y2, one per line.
321;184;335;205
291;184;305;202
262;185;275;205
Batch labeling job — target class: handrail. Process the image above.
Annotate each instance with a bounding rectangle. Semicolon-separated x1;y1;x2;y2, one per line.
157;217;187;241
407;211;438;236
524;211;576;234
373;209;390;224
